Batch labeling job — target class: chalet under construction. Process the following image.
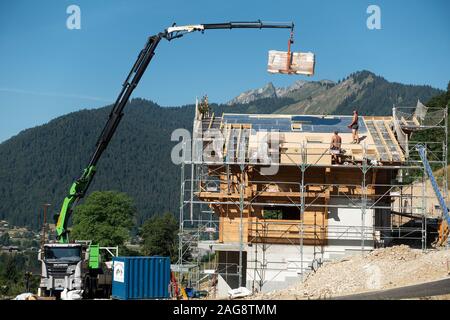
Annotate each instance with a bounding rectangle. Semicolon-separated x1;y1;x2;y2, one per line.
177;100;448;295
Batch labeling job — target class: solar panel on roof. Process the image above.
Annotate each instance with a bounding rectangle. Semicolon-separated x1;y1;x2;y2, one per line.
222;114;367;133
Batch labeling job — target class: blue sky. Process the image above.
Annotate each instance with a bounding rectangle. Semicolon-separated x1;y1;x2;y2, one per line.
0;0;449;142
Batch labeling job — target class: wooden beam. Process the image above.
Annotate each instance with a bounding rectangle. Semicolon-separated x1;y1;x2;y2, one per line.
383;120;405;161
207;113;215;129
362;118;382;160
373;121;393;162
223;124;232;155
236;125;242;160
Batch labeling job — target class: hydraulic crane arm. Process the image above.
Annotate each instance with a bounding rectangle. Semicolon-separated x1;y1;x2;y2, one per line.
164;21;294;40
55;20;294;243
416;145;450;246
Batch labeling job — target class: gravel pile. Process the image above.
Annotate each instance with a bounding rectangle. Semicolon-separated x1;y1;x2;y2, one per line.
250;245;450;300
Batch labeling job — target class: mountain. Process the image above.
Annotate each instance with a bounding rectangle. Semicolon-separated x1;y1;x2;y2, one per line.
228;70;443;116
0;97;292;229
275;80;309;97
332;71;443;116
0;70;444;230
226;80;315;105
227;82;277;105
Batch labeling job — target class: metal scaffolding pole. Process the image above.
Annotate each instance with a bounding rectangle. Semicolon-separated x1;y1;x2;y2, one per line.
238;163;245;288
300;141;306;281
361;142;367;254
421;148;427;251
445;106;449;248
445;107;449;200
190;162;195;223
177;144;186;285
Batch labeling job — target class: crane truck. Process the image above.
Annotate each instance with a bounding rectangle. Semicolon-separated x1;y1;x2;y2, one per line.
38;20;297;298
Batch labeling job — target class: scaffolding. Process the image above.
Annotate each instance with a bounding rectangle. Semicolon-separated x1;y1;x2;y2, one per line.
177;105;448;294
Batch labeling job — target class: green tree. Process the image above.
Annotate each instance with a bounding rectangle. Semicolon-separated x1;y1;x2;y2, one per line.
0;251;40;297
0;233;10;246
3;255;19;283
71;191;135;247
140;213;178;261
413;82;450;162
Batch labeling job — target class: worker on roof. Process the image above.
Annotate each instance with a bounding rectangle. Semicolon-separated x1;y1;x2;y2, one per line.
198;95;210;118
348;110;360;144
330;131;342;164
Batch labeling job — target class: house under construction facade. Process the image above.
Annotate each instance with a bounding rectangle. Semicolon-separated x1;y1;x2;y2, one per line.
177;100;448;295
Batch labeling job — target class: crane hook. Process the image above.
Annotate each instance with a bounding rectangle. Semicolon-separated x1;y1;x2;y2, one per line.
286;30;295;73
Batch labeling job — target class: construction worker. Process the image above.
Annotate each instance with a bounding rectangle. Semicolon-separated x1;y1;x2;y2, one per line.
348;110;359;144
330;131;342;164
198;95;210;118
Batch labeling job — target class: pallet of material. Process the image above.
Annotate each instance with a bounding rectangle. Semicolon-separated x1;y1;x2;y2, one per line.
267;50;315;76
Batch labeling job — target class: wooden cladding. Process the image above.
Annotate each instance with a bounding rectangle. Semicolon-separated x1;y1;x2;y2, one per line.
219;212;327;245
199;165;397;245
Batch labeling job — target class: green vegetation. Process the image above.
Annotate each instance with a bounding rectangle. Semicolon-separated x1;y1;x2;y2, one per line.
140;213;178;262
277;71;442;115
334;71;442;115
263;209;283;219
0;252;40;297
0;96;291;230
0;231;39;249
0;71;444;231
71;191;135;247
412;82;450;158
0;233;10;246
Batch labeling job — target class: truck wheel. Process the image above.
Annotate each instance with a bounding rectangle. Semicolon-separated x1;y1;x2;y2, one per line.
91;278;98;298
38;287;47;297
104;285;111;299
84;276;92;299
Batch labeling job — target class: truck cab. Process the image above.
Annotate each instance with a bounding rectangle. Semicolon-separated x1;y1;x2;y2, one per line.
39;243;114;299
38;243;85;297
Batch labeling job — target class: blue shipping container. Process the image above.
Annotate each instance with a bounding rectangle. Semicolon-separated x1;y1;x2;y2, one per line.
112;256;171;300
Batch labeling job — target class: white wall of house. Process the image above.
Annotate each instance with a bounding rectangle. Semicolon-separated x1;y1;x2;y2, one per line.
326;197;374;258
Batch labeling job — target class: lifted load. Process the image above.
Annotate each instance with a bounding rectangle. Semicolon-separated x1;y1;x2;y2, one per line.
267;31;315;75
267;50;315;75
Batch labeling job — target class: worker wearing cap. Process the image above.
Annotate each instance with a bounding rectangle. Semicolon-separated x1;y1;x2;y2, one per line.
348;110;359;144
330;131;342;164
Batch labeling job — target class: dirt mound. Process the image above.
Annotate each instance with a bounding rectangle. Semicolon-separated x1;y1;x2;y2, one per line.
251;245;450;300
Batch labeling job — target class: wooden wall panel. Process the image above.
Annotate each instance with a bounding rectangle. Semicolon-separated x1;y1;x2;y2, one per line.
207;164;397;245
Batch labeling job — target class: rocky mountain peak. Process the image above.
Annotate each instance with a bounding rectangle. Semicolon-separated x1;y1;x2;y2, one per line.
227;82;277;105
